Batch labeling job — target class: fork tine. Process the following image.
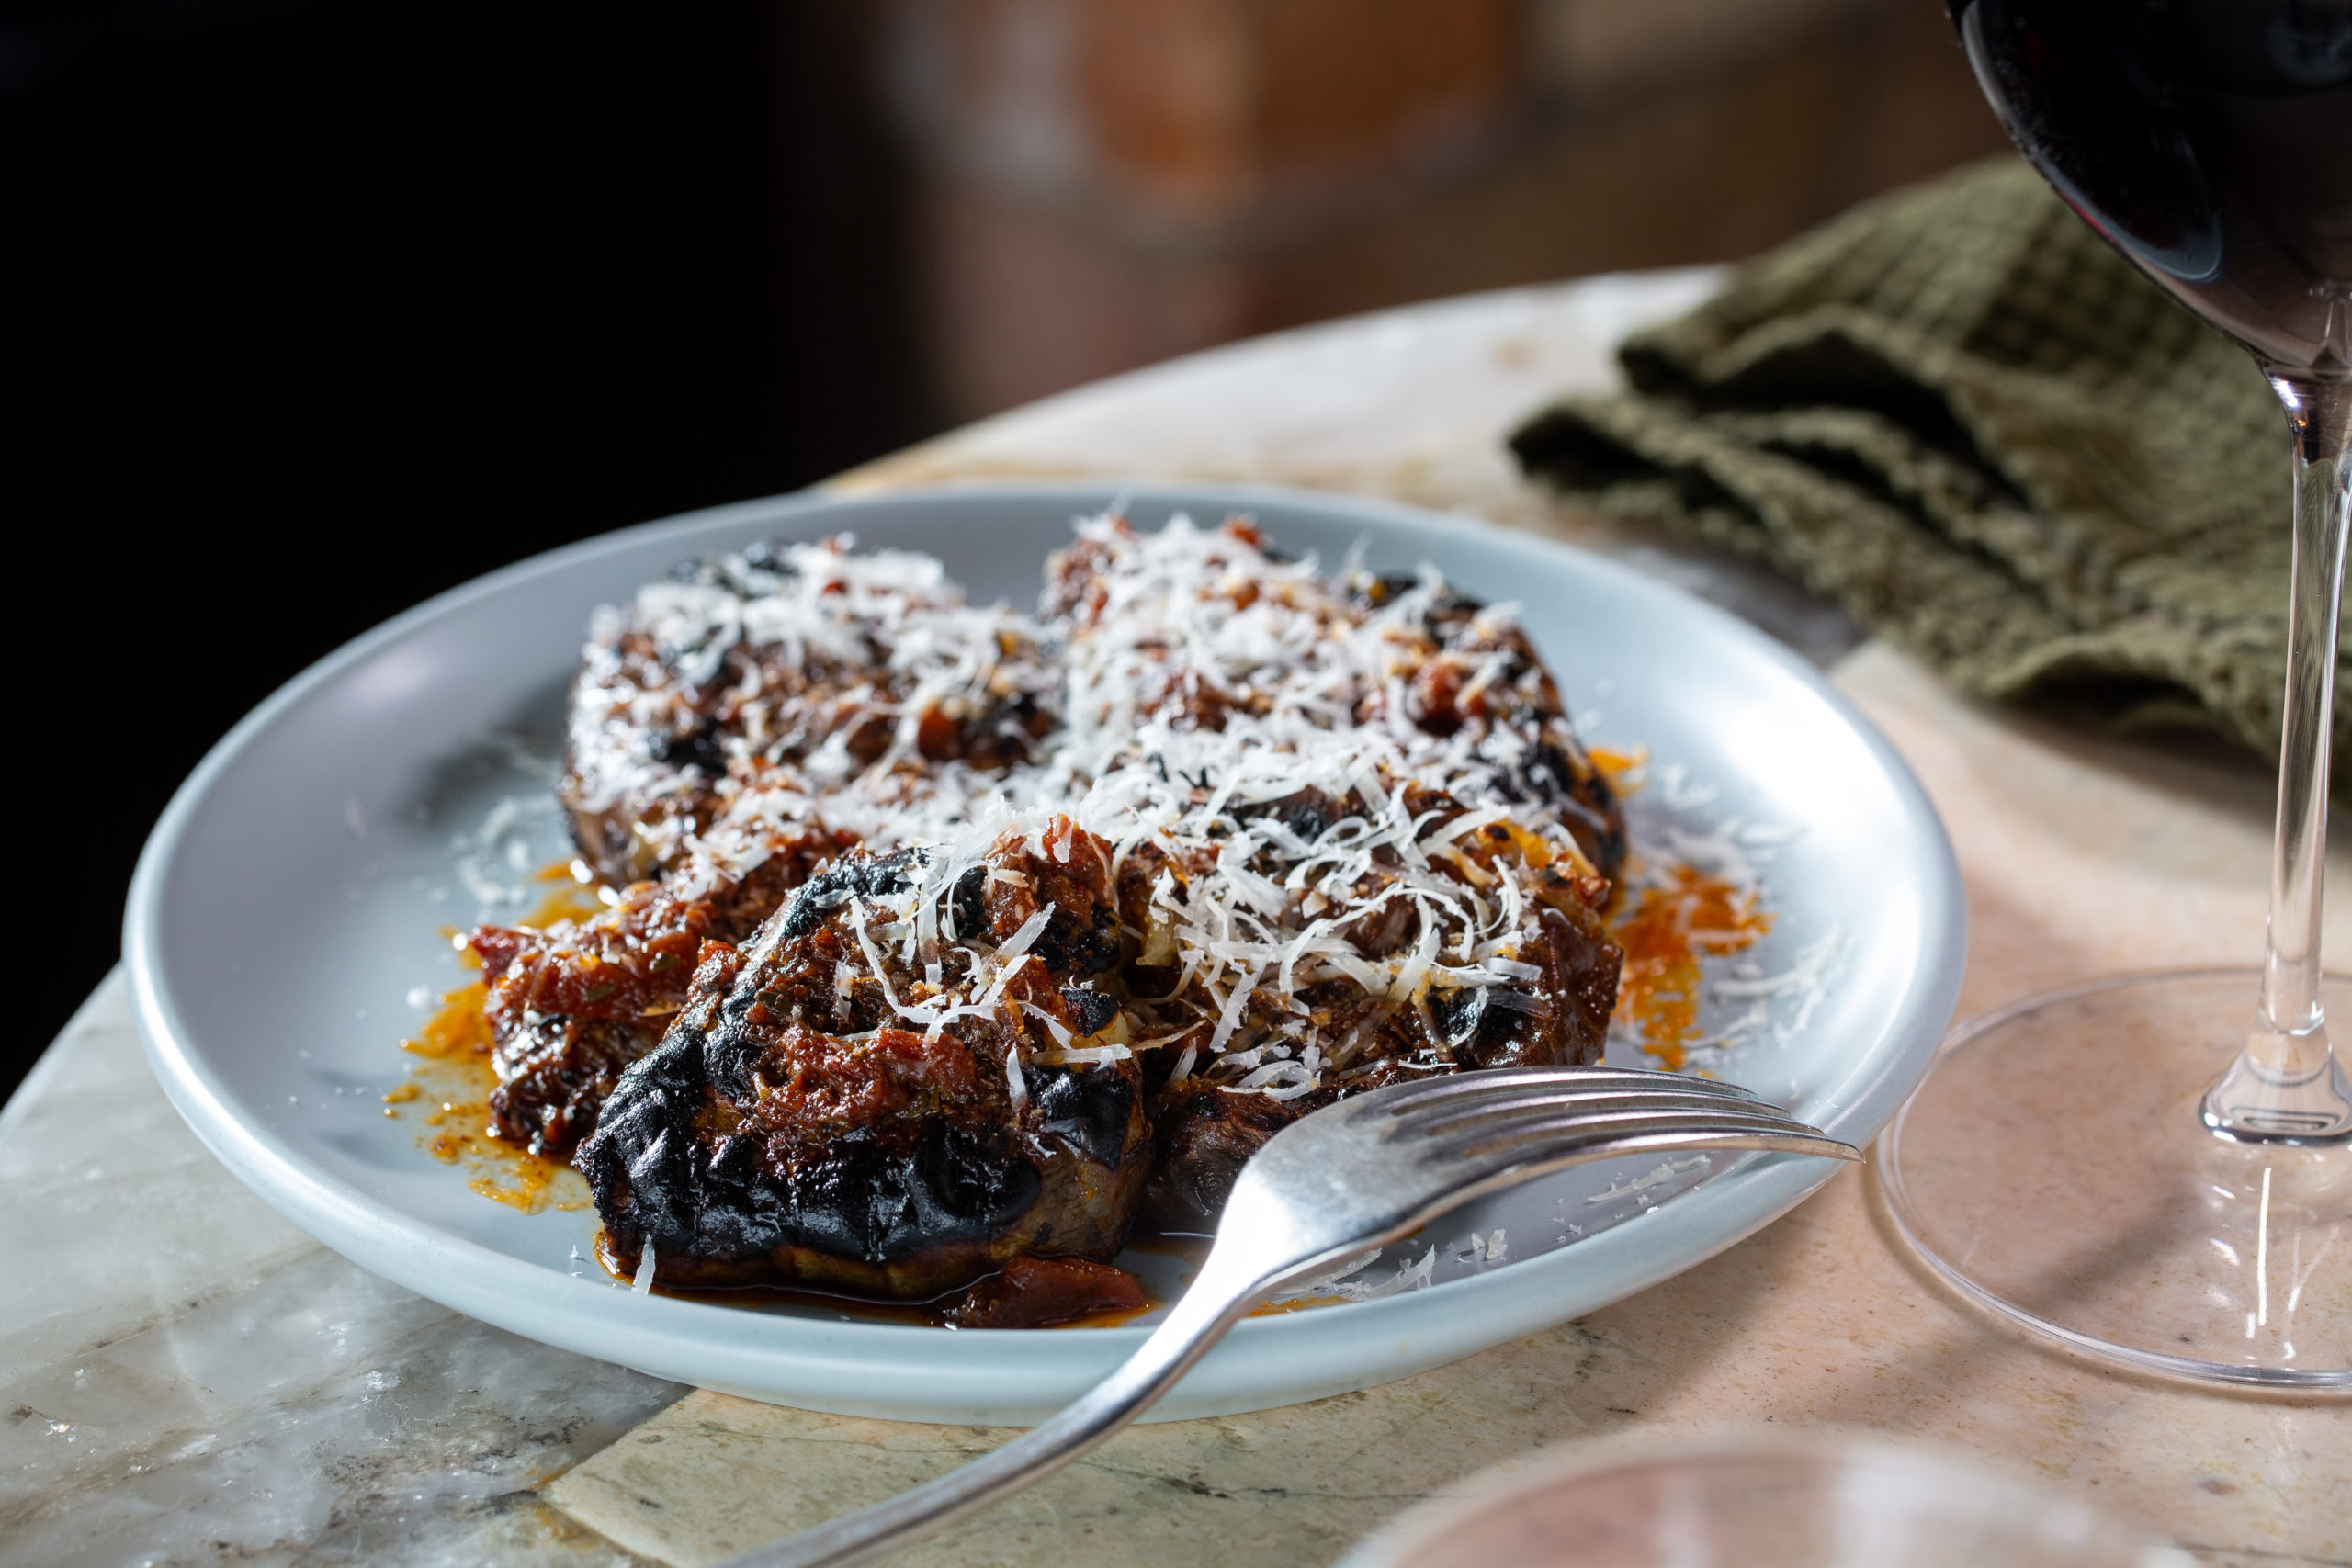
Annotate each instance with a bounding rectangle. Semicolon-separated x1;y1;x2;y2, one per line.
1470;1122;1863;1179
1391;1084;1794;1143
1351;1066;1762;1123
1427;1106;1860;1168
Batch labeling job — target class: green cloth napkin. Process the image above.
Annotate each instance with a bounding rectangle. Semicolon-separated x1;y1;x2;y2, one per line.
1510;156;2340;788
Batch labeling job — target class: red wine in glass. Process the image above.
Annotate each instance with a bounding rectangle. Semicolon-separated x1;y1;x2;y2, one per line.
1950;0;2350;374
1879;1;2352;1389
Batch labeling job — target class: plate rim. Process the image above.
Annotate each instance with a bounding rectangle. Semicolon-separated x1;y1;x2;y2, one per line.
125;478;1964;1421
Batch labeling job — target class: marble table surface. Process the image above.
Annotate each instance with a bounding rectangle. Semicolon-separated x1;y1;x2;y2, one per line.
7;269;2347;1568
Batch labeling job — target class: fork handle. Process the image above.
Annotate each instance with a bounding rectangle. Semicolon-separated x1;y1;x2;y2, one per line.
718;1250;1277;1568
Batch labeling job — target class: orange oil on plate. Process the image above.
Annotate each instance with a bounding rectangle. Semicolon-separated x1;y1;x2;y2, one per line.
385;867;594;1214
1609;863;1771;1071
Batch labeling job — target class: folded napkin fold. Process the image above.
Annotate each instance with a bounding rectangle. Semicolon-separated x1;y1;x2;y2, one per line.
1511;156;2341;790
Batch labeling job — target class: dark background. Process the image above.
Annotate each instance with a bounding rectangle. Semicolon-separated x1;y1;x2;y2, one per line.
10;1;933;1101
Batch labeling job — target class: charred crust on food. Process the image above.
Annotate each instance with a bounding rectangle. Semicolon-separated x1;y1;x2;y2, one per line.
1029;902;1122;977
1232;789;1333;844
579;830;1152;1298
1060;986;1122;1036
646;721;727;775
1030;1062;1137;1168
775;850;922;941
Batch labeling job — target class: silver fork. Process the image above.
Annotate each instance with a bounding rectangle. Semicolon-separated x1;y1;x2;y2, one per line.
723;1064;1860;1568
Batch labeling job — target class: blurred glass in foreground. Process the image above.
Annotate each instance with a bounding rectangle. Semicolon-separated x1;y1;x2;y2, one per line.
1340;1433;2188;1568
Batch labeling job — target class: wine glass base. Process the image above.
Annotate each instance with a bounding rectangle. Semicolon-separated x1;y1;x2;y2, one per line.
1880;969;2351;1391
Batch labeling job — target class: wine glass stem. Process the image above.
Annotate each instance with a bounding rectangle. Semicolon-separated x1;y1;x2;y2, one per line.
2261;378;2350;1032
2207;373;2352;1143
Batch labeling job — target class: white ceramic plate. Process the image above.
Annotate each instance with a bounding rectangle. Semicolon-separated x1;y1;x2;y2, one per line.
128;482;1962;1423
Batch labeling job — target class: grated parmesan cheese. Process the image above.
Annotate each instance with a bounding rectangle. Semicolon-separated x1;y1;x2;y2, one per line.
561;513;1633;1102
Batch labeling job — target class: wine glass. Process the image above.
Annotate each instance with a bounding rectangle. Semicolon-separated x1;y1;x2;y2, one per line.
1343;1433;2187;1568
1879;0;2352;1387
